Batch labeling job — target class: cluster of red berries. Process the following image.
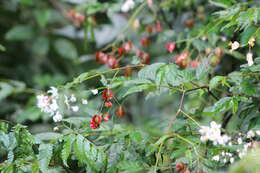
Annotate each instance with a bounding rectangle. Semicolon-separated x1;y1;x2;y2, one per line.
66;9;85;27
90;89;125;129
175;162;208;173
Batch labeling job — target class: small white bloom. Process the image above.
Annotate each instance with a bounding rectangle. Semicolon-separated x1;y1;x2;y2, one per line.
237;137;243;145
248;37;255;47
230;157;234;163
231;41;240;51
70;94;77;102
82;99;88;104
71;106;79;112
121;0;135;12
256;130;260;136
212;155;220;161
223;158;227;163
53;126;59;131
247;130;255;138
228;142;232;146
91;89;98;95
246;52;254;66
47;86;59;98
53;112;62;122
202;36;207;41
221;36;227;42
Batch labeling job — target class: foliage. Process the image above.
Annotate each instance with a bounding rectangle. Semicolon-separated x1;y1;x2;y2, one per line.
0;0;260;173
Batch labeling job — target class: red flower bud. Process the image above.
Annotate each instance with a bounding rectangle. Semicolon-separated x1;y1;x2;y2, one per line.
165;42;176;53
122;42;133;54
102;89;114;101
102;112;111;122
140;37;150;47
104;101;113;108
116;106;125;117
141;53;150;64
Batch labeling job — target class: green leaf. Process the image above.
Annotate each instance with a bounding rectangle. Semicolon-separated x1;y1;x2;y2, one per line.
35;132;62;141
38;144;53;173
209;76;225;90
5;25;34;41
0;44;6;51
32;37;49;56
138;63;165;81
123;84;151;97
0;82;13;101
196;59;210;80
34;9;51;28
62;134;76;167
54;39;78;60
240;26;257;45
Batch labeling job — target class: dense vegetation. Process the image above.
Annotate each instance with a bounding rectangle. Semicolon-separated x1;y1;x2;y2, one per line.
0;0;259;172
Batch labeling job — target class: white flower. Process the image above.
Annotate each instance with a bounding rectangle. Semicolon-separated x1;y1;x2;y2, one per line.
70;94;77;102
256;130;260;136
212;155;220;161
221;36;227;42
223;158;227;163
247;130;255;138
121;0;135;12
230;157;234;163
248;37;255;47
71;106;79;112
228;142;232;146
82;99;88;104
246;52;254;66
53;126;59;131
53;112;62;122
37;94;58;115
47;86;59;98
237;137;243;145
91;89;98;95
231;41;240;51
199;121;230;145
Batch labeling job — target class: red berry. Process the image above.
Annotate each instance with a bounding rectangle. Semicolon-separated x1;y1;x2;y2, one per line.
124;65;132;77
106;56;119;69
191;60;198;68
195;170;203;173
141;53;150;64
95;51;104;62
135;50;143;57
102;89;114;101
122;42;133;54
116;106;125;117
118;46;125;56
104;101;113;108
175;52;189;69
155;21;162;32
181;169;190;173
100;54;109;64
90;114;102;129
165;42;176;53
140;37;150;47
102;112;111;122
175;162;185;171
145;25;153;34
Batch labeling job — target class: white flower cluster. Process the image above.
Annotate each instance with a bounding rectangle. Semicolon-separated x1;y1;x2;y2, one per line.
212;151;235;163
37;87;62;122
121;0;135;12
37;87;96;122
199;121;230;145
